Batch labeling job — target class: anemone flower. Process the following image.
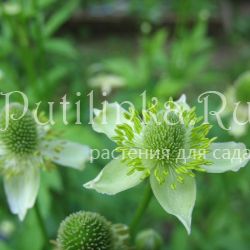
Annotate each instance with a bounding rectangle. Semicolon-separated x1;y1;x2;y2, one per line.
0;103;90;220
84;95;249;233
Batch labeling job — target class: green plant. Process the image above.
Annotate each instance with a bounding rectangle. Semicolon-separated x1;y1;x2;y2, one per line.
0;0;80;102
94;13;212;100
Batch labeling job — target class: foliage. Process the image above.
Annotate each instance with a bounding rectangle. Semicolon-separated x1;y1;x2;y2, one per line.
0;0;250;250
0;0;80;102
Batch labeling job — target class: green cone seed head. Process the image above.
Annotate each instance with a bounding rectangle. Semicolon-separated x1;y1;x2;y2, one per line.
143;111;186;166
235;71;250;103
113;99;215;186
0;103;38;156
57;211;114;250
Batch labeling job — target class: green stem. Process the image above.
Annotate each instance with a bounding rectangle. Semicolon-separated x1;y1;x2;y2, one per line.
34;202;49;248
130;182;153;237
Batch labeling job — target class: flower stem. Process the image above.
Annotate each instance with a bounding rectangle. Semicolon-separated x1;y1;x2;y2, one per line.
130;182;153;237
34;202;49;248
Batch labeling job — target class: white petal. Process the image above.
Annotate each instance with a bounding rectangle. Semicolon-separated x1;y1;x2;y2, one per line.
94;108;101;116
41;140;90;170
229;117;247;138
150;172;196;234
202;142;249;173
4;166;40;220
92;102;127;139
177;94;187;103
84;156;144;195
176;94;190;111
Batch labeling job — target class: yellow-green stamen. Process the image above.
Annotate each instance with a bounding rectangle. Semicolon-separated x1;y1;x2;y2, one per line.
113;100;216;187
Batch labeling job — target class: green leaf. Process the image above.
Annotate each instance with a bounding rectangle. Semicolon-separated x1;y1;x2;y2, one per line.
12;211;43;250
38;0;57;10
45;38;77;58
39;170;62;217
154;78;184;97
44;0;79;37
0;242;12;250
46;65;70;85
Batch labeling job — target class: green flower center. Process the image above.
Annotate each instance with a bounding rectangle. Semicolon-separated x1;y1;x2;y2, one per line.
143;112;186;166
113;101;216;186
0;104;38;156
57;211;114;250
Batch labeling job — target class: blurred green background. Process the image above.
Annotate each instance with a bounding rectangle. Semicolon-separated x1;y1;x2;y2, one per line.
0;0;250;249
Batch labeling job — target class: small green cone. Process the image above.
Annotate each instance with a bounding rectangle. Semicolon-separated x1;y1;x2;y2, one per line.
57;211;114;250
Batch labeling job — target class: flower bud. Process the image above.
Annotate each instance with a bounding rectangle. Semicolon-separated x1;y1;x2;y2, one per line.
135;229;163;250
112;224;130;250
57;211;114;250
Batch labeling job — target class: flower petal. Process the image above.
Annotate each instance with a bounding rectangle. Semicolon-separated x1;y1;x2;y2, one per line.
229;117;247;138
92;102;127;139
41;140;91;170
150;172;196;234
176;94;190;111
202;142;249;173
4;166;40;220
84;156;144;195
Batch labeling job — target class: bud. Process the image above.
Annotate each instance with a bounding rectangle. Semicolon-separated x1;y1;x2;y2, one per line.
135;229;163;250
57;211;114;250
112;224;130;250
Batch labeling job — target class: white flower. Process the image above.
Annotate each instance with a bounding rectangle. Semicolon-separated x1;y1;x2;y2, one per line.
229;104;248;138
0;103;91;220
84;96;249;234
88;74;125;95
